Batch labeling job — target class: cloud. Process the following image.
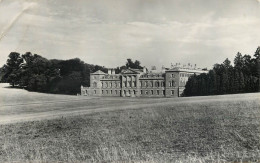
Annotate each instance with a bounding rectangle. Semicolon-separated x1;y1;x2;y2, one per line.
0;0;260;69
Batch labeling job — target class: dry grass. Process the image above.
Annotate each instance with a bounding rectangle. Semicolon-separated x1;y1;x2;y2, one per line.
0;94;260;162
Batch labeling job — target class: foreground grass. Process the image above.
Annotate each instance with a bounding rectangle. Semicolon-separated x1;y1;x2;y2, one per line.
0;97;260;162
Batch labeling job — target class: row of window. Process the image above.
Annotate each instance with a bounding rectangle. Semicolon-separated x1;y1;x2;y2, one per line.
93;81;176;88
140;74;163;78
168;81;176;87
141;81;165;87
140;90;165;95
102;90;121;95
88;89;175;96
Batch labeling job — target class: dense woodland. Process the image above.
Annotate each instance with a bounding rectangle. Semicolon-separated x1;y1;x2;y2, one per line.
183;47;260;96
0;52;142;95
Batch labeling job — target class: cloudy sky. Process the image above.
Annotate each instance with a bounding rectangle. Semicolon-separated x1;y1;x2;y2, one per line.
0;0;260;69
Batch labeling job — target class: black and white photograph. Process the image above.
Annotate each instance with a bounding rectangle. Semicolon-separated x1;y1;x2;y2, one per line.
0;0;260;162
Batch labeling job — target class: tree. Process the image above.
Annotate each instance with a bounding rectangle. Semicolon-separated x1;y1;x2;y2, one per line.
2;52;23;87
253;47;260;91
126;59;143;69
234;52;243;70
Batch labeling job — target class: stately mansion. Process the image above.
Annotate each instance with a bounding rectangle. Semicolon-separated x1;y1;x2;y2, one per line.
81;64;208;97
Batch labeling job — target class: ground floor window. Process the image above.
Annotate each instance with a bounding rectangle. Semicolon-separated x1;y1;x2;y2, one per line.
157;90;159;95
106;90;108;94
151;90;154;94
171;90;174;95
163;90;165;95
110;90;112;94
115;90;117;94
102;90;104;94
94;90;96;94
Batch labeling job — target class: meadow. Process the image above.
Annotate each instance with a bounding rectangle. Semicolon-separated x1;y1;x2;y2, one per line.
0;84;260;162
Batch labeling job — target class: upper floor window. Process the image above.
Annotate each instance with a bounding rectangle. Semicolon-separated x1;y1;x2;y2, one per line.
93;82;97;88
172;80;175;87
161;81;165;87
172;74;175;78
145;81;148;87
155;81;160;87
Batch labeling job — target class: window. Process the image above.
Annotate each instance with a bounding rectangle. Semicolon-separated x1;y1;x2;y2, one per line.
133;90;136;94
145;81;148;87
155;81;159;87
163;90;165;95
172;74;175;78
110;82;112;88
115;90;117;94
129;90;131;95
133;82;136;87
171;90;174;95
93;82;97;88
150;81;153;87
172;80;175;87
94;90;96;94
169;82;172;87
141;90;143;94
85;90;88;94
157;90;159;95
161;81;165;87
101;82;104;88
151;90;154;94
106;90;108;94
128;81;131;87
146;91;148;95
111;90;112;94
102;90;104;94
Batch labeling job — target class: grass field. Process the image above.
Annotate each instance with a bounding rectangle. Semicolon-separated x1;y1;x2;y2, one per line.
0;83;260;162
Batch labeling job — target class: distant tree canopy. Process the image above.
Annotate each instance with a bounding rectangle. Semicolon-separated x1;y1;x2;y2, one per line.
1;52;107;95
115;58;143;73
183;47;260;96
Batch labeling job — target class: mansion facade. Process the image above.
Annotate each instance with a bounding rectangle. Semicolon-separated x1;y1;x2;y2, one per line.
81;65;208;97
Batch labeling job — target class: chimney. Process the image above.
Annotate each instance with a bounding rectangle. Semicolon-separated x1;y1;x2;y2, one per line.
143;67;147;73
112;69;115;74
108;69;111;74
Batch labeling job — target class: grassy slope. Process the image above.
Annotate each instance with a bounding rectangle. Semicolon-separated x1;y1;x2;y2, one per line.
0;94;260;162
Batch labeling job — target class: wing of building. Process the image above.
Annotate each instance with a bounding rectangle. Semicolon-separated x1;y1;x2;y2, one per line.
81;66;208;97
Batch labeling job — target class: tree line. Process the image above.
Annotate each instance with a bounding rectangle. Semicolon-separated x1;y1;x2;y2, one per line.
0;52;143;95
183;47;260;96
1;52;107;94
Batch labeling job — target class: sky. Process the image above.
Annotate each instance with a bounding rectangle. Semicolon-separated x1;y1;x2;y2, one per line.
0;0;260;70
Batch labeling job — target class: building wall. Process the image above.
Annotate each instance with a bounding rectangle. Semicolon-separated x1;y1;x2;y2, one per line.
81;68;208;98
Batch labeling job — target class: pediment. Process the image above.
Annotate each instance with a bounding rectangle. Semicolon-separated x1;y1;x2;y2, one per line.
121;69;139;74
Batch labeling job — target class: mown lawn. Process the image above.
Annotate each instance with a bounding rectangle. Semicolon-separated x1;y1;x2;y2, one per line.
0;94;260;162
